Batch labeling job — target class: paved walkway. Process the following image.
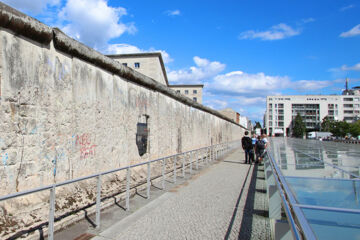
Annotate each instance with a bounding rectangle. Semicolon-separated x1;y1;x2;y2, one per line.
56;148;270;240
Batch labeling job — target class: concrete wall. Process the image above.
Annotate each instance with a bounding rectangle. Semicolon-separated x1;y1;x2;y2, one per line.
0;3;244;237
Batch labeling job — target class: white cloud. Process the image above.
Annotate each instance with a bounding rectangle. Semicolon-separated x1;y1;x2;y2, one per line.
340;62;360;71
340;4;355;11
168;56;226;83
340;24;360;38
292;80;332;90
106;43;142;54
239;23;300;41
59;0;136;49
330;62;360;72
203;99;228;110
208;71;290;95
104;43;173;64
235;96;266;105
301;18;315;24
2;0;60;14
165;10;181;16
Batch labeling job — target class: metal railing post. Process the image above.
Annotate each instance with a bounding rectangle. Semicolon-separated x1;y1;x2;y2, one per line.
147;162;151;199
182;154;185;178
196;151;199;170
162;158;166;190
173;155;177;183
126;168;131;211
206;148;209;164
190;152;193;174
96;175;101;229
48;186;55;240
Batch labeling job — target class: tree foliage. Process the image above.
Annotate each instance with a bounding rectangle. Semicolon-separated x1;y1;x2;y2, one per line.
254;121;262;129
350;120;360;137
292;113;306;138
321;116;333;132
320;116;360;138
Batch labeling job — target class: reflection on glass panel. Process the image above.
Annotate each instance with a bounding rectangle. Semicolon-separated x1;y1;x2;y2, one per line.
280;147;287;170
286;177;360;209
294;151;324;169
301;208;360;240
325;151;339;166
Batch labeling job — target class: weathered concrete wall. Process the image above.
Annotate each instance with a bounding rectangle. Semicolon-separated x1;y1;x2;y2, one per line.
0;3;244;238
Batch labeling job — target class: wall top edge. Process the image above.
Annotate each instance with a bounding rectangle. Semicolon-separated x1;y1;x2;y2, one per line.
0;2;52;44
0;2;245;129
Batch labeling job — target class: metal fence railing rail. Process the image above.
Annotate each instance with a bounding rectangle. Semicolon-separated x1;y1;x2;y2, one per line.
0;140;241;240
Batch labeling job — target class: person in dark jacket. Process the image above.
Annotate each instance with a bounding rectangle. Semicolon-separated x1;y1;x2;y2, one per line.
255;136;266;164
241;131;253;164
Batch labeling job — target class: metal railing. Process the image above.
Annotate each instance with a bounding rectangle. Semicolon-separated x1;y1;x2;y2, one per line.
266;151;317;240
0;140;240;240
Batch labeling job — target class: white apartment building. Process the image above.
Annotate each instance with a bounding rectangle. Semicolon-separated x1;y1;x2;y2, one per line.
168;84;204;104
265;90;360;136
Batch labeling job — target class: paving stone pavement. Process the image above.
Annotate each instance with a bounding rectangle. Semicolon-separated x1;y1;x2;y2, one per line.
90;148;270;240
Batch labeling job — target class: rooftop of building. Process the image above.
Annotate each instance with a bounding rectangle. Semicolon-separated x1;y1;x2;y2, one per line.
106;52;169;86
168;84;204;88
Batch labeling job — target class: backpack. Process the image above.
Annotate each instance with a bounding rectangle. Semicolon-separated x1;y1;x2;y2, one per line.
242;136;253;150
256;140;265;150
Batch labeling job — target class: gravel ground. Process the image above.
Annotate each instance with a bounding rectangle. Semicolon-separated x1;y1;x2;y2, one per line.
90;148;270;240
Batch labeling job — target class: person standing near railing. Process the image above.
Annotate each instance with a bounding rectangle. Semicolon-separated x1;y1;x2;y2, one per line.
255;134;268;164
241;131;254;164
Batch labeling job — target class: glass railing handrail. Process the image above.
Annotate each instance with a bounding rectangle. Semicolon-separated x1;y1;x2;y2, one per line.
286;175;360;182
294;204;360;214
267;150;317;240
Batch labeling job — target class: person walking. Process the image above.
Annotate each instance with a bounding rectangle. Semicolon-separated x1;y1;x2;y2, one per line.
241;131;253;164
255;134;268;164
255;136;263;164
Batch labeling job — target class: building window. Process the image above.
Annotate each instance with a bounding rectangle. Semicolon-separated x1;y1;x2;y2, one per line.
344;104;353;108
134;62;140;68
278;103;284;108
193;97;197;102
344;98;353;101
185;90;189;94
122;63;127;67
193;90;197;94
176;90;180;93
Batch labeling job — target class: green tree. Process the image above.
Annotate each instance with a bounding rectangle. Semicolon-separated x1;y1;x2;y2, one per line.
350;120;360;138
331;121;350;138
254;121;262;129
321;116;334;132
292;113;306;138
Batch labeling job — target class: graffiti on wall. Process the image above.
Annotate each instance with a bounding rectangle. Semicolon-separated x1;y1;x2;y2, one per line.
75;133;97;159
1;151;8;166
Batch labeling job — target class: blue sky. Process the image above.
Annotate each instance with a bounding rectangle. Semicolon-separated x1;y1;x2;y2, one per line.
3;0;360;123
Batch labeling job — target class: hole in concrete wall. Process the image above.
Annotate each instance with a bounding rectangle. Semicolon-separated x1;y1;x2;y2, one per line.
136;114;149;156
